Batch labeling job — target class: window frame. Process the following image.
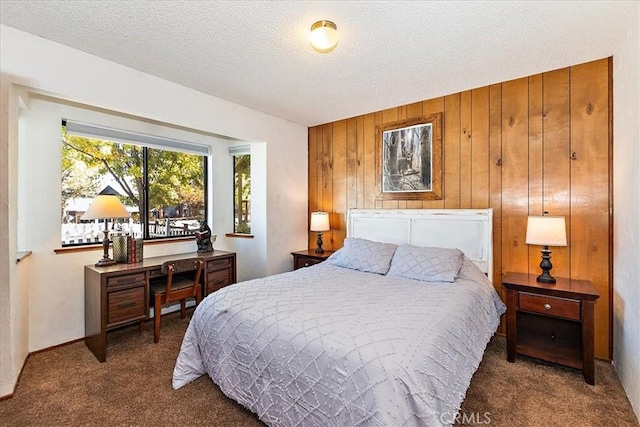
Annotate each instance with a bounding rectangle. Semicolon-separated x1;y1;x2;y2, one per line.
61;124;209;247
232;153;251;235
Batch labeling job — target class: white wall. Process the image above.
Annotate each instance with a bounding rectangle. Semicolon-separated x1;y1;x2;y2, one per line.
612;3;640;419
0;79;29;397
0;25;308;396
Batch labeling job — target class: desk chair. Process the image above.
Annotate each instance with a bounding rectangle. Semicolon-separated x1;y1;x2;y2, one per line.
150;257;204;343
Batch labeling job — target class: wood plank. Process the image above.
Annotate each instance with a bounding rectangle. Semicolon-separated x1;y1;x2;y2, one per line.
488;86;503;265
373;111;384;209
363;113;377;209
569;58;610;359
501;78;530;276
444;93;461;208
528;74;544;275
308;126;319;249
489;84;504;318
470;87;490;209
406;101;423;120
460;90;472;208
346;117;358;215
381;107;400;210
332;120;347;249
356;115;365;210
321;123;333;250
541;68;571;280
423;97;446;209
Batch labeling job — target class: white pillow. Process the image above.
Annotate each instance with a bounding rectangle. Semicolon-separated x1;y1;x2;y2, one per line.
326;237;398;275
387;244;464;283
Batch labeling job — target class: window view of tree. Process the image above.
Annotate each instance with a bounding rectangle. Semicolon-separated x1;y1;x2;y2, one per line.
61;126;206;246
234;154;251;234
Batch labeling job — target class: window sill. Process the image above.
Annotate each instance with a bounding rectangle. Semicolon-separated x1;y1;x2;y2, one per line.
53;236;194;254
225;233;254;239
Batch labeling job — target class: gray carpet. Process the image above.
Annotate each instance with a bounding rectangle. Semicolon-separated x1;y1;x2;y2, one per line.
1;312;637;426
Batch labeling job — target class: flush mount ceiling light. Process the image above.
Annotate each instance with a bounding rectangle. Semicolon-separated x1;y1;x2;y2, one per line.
309;20;338;53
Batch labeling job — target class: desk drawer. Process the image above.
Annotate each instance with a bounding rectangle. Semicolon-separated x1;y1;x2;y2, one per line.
519;293;580;321
207;257;231;272
107;273;145;288
207;269;231;294
108;286;146;325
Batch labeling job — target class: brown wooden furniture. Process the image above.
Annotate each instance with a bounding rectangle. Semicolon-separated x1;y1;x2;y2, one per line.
84;250;236;362
291;249;333;270
150;258;204;343
502;272;600;384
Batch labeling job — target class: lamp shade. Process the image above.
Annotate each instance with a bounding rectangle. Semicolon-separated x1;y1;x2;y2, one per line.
525;215;567;247
310;211;330;232
309;20;338;53
81;186;130;220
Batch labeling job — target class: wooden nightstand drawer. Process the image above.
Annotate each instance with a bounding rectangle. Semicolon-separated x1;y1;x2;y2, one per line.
295;256;323;269
107;286;145;326
207;269;231;294
519;293;580;321
291;250;333;270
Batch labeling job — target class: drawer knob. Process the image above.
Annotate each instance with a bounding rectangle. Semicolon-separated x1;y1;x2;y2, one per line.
304;262;309;266
544;303;552;310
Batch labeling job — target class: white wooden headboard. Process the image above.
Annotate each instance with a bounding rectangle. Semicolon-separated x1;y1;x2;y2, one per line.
347;209;493;281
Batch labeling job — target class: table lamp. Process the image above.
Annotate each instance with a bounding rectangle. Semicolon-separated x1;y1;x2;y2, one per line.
525;213;567;283
81;186;131;266
310;211;330;254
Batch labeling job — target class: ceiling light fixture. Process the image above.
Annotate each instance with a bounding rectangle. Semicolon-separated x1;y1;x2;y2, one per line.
309;20;338;53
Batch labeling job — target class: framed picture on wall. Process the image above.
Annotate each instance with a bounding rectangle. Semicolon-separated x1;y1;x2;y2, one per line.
376;113;443;200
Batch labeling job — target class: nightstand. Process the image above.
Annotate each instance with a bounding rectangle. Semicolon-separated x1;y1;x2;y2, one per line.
291;249;333;270
502;272;600;384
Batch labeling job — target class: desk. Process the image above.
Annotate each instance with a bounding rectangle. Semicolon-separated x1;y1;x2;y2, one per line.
84;250;236;362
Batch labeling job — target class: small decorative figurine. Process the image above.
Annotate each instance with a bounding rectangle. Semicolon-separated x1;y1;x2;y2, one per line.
195;220;215;253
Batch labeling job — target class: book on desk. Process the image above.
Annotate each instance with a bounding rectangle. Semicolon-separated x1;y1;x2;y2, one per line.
112;235;143;263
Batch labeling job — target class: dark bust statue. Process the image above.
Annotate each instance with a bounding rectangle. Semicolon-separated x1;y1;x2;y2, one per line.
195;220;215;253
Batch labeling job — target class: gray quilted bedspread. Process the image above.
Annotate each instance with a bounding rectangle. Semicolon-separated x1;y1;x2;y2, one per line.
173;258;506;427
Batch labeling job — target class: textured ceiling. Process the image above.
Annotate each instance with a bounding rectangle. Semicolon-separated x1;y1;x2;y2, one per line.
0;1;633;126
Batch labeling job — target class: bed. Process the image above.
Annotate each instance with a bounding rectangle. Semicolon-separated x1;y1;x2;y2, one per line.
172;209;506;426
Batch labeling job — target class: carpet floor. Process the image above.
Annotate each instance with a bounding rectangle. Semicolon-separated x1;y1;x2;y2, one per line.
1;311;637;426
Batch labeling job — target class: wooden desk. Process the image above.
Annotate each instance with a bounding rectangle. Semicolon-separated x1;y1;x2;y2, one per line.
84;250;236;362
502;272;599;384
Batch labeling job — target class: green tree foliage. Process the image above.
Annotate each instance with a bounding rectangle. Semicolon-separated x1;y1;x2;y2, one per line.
147;148;205;218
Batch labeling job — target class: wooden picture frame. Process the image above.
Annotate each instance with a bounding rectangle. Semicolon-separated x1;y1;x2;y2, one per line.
376;113;442;200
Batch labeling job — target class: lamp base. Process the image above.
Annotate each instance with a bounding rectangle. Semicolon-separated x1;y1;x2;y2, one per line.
536;272;556;284
95;258;117;267
315;231;325;254
536;246;556;284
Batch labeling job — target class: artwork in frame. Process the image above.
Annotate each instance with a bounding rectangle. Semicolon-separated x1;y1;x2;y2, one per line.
376;113;443;200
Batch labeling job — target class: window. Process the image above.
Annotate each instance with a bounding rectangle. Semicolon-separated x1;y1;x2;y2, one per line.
233;154;251;234
61;120;208;246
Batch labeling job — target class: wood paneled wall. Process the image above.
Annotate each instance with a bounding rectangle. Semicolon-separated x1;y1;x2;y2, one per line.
308;58;612;359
